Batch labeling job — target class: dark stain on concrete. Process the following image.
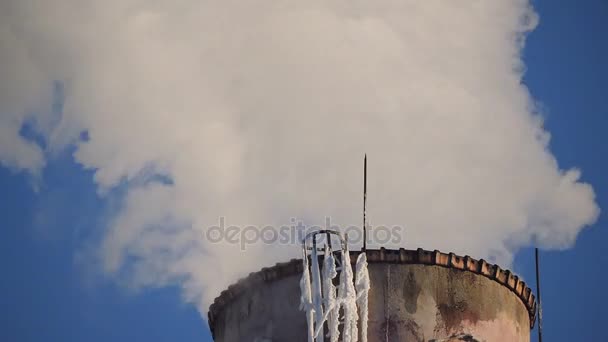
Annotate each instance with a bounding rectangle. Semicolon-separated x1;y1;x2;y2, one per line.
404;269;421;314
401;318;424;342
379;316;404;342
429;333;480;342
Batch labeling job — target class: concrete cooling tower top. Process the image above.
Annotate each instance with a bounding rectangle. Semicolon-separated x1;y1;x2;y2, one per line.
208;248;537;342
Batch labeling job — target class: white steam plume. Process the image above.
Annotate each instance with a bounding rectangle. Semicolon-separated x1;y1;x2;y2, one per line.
0;0;599;316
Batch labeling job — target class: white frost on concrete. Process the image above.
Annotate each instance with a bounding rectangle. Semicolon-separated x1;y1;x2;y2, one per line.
300;254;314;342
339;245;359;342
322;245;339;342
310;244;324;340
355;253;370;342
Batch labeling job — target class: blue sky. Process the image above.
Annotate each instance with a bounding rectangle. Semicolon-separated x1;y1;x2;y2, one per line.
1;0;606;341
514;0;608;339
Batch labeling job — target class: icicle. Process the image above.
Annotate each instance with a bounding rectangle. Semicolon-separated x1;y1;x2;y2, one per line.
301;231;370;342
310;240;324;340
339;245;358;342
300;251;315;342
355;253;370;342
322;245;339;342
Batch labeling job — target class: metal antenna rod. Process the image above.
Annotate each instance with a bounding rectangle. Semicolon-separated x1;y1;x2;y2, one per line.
535;248;543;342
363;154;367;251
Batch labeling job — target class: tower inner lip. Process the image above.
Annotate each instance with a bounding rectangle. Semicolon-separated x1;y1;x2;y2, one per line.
207;248;537;338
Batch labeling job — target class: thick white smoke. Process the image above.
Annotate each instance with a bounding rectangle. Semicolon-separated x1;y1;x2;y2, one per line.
0;1;599;316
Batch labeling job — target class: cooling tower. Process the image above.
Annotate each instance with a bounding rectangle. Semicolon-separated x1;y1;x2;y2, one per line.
208;248;537;342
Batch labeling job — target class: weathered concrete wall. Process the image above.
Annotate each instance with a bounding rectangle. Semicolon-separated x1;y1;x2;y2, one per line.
209;249;535;342
367;263;530;341
210;269;306;341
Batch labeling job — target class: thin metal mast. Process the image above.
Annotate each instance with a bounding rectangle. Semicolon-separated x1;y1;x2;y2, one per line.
535;248;543;342
363;154;367;251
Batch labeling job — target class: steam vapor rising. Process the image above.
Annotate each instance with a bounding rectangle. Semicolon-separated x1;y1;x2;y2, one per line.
0;0;599;317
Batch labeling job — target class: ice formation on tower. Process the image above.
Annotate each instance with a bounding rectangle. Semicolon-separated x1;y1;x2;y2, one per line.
300;231;370;342
322;245;339;342
299;248;315;342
